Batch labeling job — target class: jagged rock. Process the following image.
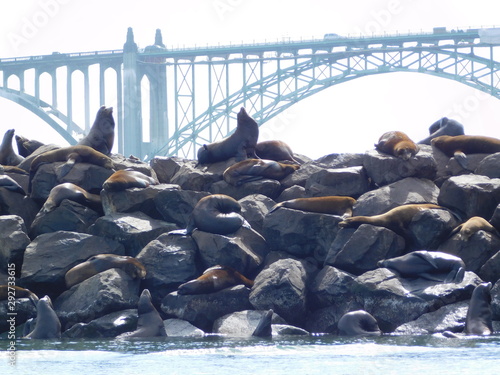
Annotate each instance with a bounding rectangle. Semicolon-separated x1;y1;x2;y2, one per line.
491;280;500;321
88;212;177;256
275;185;307;202
438;174;500;220
314;153;365;168
170;162;221;191
308;265;356;311
110;155;158;179
16;144;60;172
161;285;253;332
263;207;342;262
239;194;275;235
407;207;460;250
62;309;138;338
212;309;286;336
101;184;180;219
353;178;440;216
0;215;30;277
0;189;39;228
154;189;210;228
249;258;309;327
363;145;437;187
324;226;406;275
305;166;370;198
20;231;125;297
150;156;192;183
490;204;500;229
29;200;100;239
55;268;140;330
476;153;500;179
0;298;37;334
4;171;29;196
136;233;198;304
210;179;282;200
192;226;268;275
479;250;500;283
393;301;469;335
280;161;324;189
163;318;205;337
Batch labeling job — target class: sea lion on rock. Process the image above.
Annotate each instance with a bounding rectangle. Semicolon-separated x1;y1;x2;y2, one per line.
197;107;259;164
375;131;419;161
65;254;147;289
270;196;356;217
102;169;158;192
40;182;102;214
116;289;167;338
223;158;299;186
24;295;61;339
177;265;254;295
0;285;39;306
78;105;115;155
338;310;382;336
450;216;500;241
377;250;466;283
418;117;464;145
464;282;493;335
15;134;44;157
255;140;300;164
0;129;24;166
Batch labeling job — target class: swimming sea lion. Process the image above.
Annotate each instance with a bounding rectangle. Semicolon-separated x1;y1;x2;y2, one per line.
418;117;464;145
64;254;147;289
464;282;493;335
197;107;259;164
255;140;300;164
270;196;356;217
24;295;61;339
338;310;382;336
78;105;115;155
0;129;24;166
15;134;44;157
223;158;299;186
177;265;254;295
39;182;102;214
450;216;500;241
116;289;166;338
0;285;39;306
377;250;466;283
375;131;419;161
102;169;158;192
252;309;274;337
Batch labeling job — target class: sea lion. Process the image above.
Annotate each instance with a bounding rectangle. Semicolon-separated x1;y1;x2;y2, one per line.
15;134;44;157
464;282;493;335
0;285;39;306
223;158;299;186
375;131;419;161
102;169;158;192
252;309;274;337
255;140;300;164
64;254;147;289
170;194;250;235
23;295;61;339
116;289;166;339
418;117;464;145
431;134;500;169
270;196;356;217
338;310;382;336
39;182;102;214
377;250;466;283
450;216;500;241
0;129;24;166
177;265;254;295
197;107;259;164
78;105;115;155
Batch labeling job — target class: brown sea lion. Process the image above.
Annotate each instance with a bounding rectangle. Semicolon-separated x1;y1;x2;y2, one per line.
65;254;147;289
418;117;464;145
255;140;300;164
39;182;102;214
270;196;356;217
197;107;259;164
450;216;500;241
223;158;299;186
78;105;115;155
178;265;254;295
375;131;419;161
338;310;382;336
23;295;61;339
15;134;44;157
0;129;24;166
102;169;158;192
0;285;39;305
464;282;493;335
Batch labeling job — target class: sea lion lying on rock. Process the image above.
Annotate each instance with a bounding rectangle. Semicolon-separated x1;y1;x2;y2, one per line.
270;196;356;217
178;265;254;295
449;216;500;241
102;169;158;192
223;159;299;186
39;182;102;214
375;131;419;161
255;140;300;164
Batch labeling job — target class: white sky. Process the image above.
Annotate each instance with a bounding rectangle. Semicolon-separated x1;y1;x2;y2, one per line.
1;0;500;159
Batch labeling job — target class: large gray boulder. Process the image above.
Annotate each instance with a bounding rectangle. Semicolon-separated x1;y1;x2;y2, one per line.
62;309;138;338
154;189;209;228
308;265;356;311
163;318;205;337
479;250;500;284
212;309;286;336
0;298;36;334
239;194;275;235
305;166;370;197
280;161;324;189
149;156;192;183
210;179;283;200
0;215;30;276
0;189;39;228
475;152;500;178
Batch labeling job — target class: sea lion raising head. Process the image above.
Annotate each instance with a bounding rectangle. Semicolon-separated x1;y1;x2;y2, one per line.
78;105;115;155
0;129;24;166
464;282;493;336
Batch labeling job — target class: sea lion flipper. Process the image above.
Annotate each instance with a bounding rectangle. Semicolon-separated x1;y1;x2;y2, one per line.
454;151;468;169
58;158;77;178
168;229;189;236
446;266;465;284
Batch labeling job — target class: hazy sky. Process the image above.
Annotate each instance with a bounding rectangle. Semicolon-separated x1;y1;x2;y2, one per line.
1;0;500;159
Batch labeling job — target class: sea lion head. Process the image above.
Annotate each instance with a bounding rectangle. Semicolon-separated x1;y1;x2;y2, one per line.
95;106;115;136
197;144;211;164
394;141;418;161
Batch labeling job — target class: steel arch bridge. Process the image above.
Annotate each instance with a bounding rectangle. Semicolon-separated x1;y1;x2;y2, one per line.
1;27;500;160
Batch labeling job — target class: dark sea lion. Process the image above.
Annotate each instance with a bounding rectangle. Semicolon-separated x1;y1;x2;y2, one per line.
338;310;382;336
40;182;102;214
270;196;356;217
418;117;464;145
0;129;24;166
375;131;419;161
65;254;147;289
464;282;493;335
197;107;259;164
223;158;299;186
255;140;300;164
178;265;254;295
252;309;274;337
116;289;166;339
102;169;158;192
15;134;44;157
24;295;61;339
450;216;500;241
377;250;466;283
78;105;115;155
0;285;39;306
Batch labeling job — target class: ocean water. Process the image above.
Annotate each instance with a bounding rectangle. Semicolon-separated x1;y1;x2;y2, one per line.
1;334;499;375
